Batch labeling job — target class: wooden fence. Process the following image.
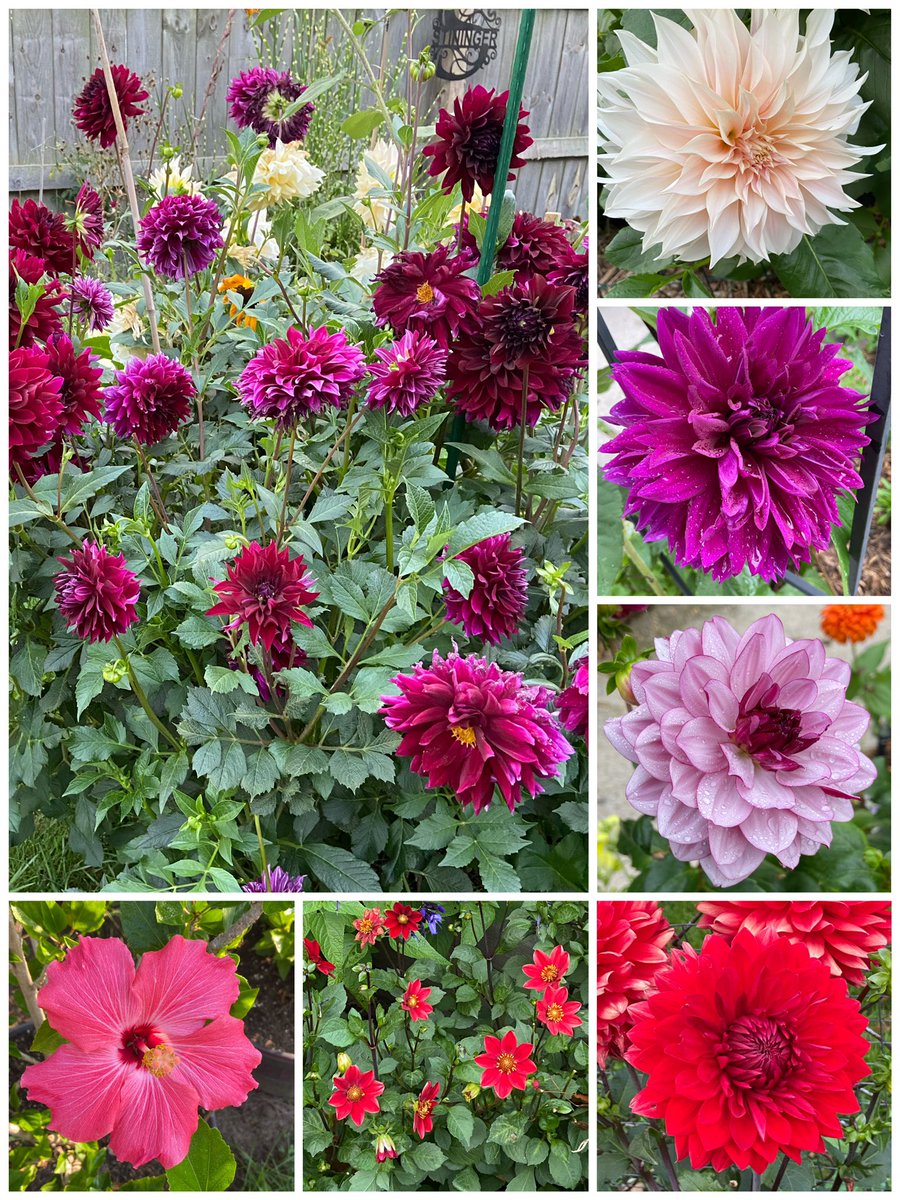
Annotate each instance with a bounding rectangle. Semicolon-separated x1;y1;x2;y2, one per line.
8;8;588;218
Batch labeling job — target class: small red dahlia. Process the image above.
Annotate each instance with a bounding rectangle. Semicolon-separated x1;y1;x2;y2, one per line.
474;1030;536;1099
537;984;583;1038
329;1064;384;1127
383;903;422;941
54;540;141;643
9;199;76;276
303;938;335;976
372;244;480;350
597;901;674;1068
73;64;149;148
352;907;384;947
9;345;63;473
522;945;570;993
412;1081;440;1138
207;541;318;654
442;533;528;645
401;979;433;1023
422;85;533;201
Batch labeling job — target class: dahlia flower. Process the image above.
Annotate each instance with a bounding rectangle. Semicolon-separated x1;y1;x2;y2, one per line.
522;945;570;993
697;900;891;987
242;866;306;892
442;533;528;644
9;345;63;472
557;658;589;738
303;938;335;975
375;1132;398;1161
401;979;433;1022
207;541;318;653
597;901;673;1068
43;332;103;436
821;604;885;644
598;10;880;266
461;210;577;280
137;194;223;280
381;649;573;814
475;1031;536;1099
20;935;260;1169
9;198;76;275
602;307;873;581
54;540;140;643
353;908;384;947
250;140;323;208
605;613;877;887
227;67;314;146
413;1081;440;1138
73;64;148;148
238;325;365;427
537;985;583;1038
423;85;533;201
366;330;446;417
372;244;480;350
69;182;104;260
69;275;115;331
354;139;401;231
105;353;196;445
627;929;871;1173
9;250;66;347
329;1064;385;1127
384;903;422;941
148;154;202;198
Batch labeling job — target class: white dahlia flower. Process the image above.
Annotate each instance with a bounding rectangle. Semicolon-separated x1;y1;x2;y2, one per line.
250;139;324;208
148;155;202;199
598;9;880;266
353;139;401;232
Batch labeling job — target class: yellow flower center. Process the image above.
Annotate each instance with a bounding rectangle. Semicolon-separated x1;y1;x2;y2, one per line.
398;914;409;925
142;1044;179;1078
416;282;435;304
540;964;559;982
414;1099;434;1117
497;1053;517;1074
347;1085;364;1102
358;918;373;933
450;723;477;747
546;1003;565;1022
407;994;418;1006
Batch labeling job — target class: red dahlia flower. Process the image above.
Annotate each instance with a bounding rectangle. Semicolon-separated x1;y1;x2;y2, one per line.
372;244;480;350
43;332;103;436
522;945;570;993
9;250;66;347
303;938;335;975
461;209;578;281
353;908;385;947
697;901;892;987
73;64;149;148
557;658;589;738
207;541;318;653
238;325;366;427
422;85;533;201
381;649;573;814
384;903;422;940
413;1081;440;1138
401;979;433;1022
475;1031;536;1099
227;66;314;146
442;533;528;645
597;901;673;1068
54;540;141;643
9;198;76;276
366;330;447;417
537;985;583;1037
104;353;196;445
329;1064;385;1127
137;194;224;280
21;935;260;1169
627;930;871;1174
9;345;63;472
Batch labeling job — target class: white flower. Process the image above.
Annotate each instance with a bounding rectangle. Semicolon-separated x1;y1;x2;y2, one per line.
250;139;324;208
148;155;202;198
353;139;401;232
598;9;880;266
107;301;144;342
229;208;279;267
349;245;393;286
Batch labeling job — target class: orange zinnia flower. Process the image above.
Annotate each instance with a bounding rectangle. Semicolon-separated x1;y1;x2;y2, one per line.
820;605;885;644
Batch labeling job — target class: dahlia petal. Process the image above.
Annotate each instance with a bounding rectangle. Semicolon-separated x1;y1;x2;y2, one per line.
740;807;799;854
108;1069;199;1170
132;936;239;1035
21;1044;127;1142
37;936;138;1050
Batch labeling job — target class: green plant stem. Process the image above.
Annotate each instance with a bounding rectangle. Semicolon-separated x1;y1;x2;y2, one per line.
133;439;171;530
253;814;270;887
113;636;183;751
13;466;81;545
277;426;298;544
384;484;395;573
515;366;530;518
9;918;44;1028
621;528;666;595
332;9;404;151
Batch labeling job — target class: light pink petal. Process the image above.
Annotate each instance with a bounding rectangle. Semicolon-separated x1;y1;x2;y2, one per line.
721;742;754;787
657;791;708;843
776;678;819;711
776;761;830;787
658;706;694;757
697;773;752;827
675;717;727;771
625;765;665;815
737;764;795;809
820;656;852;688
133;936;239;1036
604;716;638;762
705;679;739;731
702;836;765;887
770;641;823;685
814;735;869;782
21;1044;127;1141
828;701;871;745
708;823;752;867
172;1016;261;1109
633;723;672;780
38;936;138;1050
109;1069;199;1170
700;616;742;664
740;807;799;855
668;758;702;806
678;656;729;717
641;671;686;722
731;625;779;700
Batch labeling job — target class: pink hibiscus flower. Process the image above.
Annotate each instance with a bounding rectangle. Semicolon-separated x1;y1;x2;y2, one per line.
21;935;261;1169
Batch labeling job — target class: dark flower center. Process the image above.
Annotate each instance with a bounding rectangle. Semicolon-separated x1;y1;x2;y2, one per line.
491;298;554;357
465;122;502;172
723;1014;795;1089
121;1024;177;1075
732;680;824;770
255;579;277;602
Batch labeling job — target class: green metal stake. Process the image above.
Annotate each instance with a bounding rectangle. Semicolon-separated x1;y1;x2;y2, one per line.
444;8;536;481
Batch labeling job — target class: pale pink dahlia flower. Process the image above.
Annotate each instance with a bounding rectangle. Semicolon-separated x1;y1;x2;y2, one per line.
598;10;880;266
604;613;876;887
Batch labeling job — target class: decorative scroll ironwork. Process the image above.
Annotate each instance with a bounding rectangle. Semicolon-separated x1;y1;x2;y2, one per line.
432;10;501;81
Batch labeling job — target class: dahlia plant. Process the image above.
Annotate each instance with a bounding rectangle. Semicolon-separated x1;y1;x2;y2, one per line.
9;899;295;1190
303;900;588;1190
9;11;589;894
598;900;892;1192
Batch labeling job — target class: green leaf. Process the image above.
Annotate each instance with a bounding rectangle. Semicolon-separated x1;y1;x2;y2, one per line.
446;1105;475;1149
481;269;517;297
410;1142;446;1172
318;1016;356;1047
165;1119;236;1191
120;901;175;953
443;558;474;599
30;1021;65;1056
301;843;380;891
771;224;886;299
548;1141;583;1188
477;854;520;892
604;273;668;298
58;465;132;514
204;665;258;695
446;512;525;557
604;227;675;273
342;109;384;138
597;483;625;593
242;748;279;797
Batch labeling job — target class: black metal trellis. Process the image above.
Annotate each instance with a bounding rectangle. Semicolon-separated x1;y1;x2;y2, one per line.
597;307;892;598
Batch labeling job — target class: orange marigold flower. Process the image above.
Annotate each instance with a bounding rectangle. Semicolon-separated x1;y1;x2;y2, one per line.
218;273;257;330
820;604;885;644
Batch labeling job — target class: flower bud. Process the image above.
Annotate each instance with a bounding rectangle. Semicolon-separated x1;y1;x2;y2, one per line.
336;1052;352;1074
375;1133;397;1162
102;659;127;684
170;85;183;100
462;1083;480;1102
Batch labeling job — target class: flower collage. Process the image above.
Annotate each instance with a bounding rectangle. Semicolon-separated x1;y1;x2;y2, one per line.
4;3;893;1196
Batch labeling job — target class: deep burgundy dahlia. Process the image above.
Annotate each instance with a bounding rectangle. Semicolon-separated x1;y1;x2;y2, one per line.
557;658;589;738
69;275;115;331
9;199;76;276
69;182;105;260
73;64;149;148
207;541;319;652
442;533;528;645
55;540;141;642
698;901;892;987
234;625;307;703
104;353;196;445
602;307;874;581
9;250;66;347
461;210;577;281
366;330;447;417
597;901;673;1068
627;930;871;1174
137;194;224;280
372;244;480;350
237;326;366;427
422;85;533;201
9;345;63;472
226;67;314;146
43;333;103;437
380;649;573;814
549;240;588;314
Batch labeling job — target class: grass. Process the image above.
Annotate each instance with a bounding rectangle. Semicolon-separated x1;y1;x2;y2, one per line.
9;814;107;893
234;1140;295;1191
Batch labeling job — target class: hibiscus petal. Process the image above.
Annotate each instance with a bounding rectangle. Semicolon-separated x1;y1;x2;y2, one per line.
38;936;138;1050
108;1070;200;1170
172;1015;261;1110
21;1044;127;1142
132;936;240;1036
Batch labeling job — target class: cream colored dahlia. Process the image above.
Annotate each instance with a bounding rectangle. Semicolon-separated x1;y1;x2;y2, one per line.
353;139;401;232
229;208;279;267
148;154;202;198
249;139;324;208
598;9;879;265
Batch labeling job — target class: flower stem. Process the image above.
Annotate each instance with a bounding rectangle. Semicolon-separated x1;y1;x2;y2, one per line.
9;918;44;1028
133;438;171;530
253;813;270;887
114;636;183;751
515;367;530;518
277;426;298;544
384;483;395;573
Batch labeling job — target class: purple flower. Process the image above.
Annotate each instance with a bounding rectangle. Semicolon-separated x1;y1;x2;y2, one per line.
137;194;223;279
54;539;140;643
242;867;306;893
105;353;196;445
557;658;589;738
422;85;533;202
237;326;366;428
419;905;445;935
443;534;528;645
227;67;314;146
604;613;877;887
601;308;873;582
69;276;115;331
366;330;446;417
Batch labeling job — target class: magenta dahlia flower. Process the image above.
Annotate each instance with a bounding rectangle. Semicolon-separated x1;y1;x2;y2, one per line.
557;658;589;738
207;541;319;653
227;66;314;146
605;613;877;887
43;333;104;437
69;275;115;331
366;330;446;417
21;935;260;1169
422;85;533;201
237;326;366;427
137;194;223;280
55;540;141;642
602;307;874;582
372;244;480;350
381;649;573;814
242;866;306;893
442;533;528;644
9;345;63;472
69;182;105;260
9;250;66;347
105;353;195;445
9;199;76;276
73;64;149;148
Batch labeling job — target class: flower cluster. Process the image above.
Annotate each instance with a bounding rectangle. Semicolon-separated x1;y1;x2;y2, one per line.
524;944;583;1039
352;903;423;946
596;901;673;1067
